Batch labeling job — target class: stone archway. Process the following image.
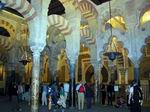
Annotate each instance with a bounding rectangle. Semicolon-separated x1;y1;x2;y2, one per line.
2;0;36;21
101;65;109;83
48;15;71;35
85;64;94;83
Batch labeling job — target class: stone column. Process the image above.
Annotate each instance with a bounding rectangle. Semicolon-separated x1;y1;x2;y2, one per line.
69;61;76;107
28;1;50;111
92;62;99;103
30;47;43;112
65;15;81;108
134;63;140;81
131;58;140;81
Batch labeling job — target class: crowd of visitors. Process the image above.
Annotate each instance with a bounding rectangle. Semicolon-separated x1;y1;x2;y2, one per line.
6;79;143;112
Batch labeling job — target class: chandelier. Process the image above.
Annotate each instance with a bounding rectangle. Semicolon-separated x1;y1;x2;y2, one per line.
103;1;121;61
19;48;31;66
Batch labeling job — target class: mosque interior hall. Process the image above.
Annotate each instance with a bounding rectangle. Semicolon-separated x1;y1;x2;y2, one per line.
0;0;150;111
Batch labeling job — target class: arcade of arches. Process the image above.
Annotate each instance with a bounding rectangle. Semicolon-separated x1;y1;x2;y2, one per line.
0;0;150;111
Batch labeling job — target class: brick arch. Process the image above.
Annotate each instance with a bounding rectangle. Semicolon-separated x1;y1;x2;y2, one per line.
0;19;16;38
48;15;71;35
80;27;95;45
2;0;36;21
73;0;98;20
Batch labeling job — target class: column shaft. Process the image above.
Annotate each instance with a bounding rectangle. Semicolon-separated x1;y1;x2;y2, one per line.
134;67;139;81
31;51;40;112
69;63;76;108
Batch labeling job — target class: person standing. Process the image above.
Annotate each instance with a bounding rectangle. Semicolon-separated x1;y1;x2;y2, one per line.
128;80;143;112
63;81;69;107
17;83;23;103
85;83;94;109
107;82;113;105
76;82;85;110
42;84;48;106
100;83;106;105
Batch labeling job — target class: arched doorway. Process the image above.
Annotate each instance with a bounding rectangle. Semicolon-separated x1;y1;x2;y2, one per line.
101;66;109;83
85;65;94;83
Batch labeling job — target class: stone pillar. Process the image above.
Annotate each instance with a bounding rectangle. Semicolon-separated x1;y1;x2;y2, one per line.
30;47;42;112
134;63;140;81
92;62;99;103
28;1;50;111
65;16;81;108
69;61;76;108
131;59;140;81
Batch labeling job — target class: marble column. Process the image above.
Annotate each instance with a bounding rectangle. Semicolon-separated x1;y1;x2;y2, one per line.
30;48;41;112
65;16;80;108
92;62;99;103
134;63;140;82
69;62;76;108
131;59;140;81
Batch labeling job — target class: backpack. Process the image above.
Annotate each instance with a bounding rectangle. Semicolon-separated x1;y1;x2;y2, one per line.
78;85;85;92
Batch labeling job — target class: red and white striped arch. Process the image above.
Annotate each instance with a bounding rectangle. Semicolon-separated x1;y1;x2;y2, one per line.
80;27;95;45
77;0;98;20
2;0;36;21
48;15;71;35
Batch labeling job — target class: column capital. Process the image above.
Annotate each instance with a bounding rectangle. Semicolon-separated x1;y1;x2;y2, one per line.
130;57;140;68
30;45;45;55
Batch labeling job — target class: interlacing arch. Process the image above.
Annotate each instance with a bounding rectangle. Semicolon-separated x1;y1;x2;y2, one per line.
48;15;71;35
1;0;36;21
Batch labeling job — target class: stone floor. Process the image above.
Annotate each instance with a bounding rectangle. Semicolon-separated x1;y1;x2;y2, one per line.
0;96;150;112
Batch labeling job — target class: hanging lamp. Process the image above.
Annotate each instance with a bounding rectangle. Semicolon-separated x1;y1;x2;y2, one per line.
103;1;121;61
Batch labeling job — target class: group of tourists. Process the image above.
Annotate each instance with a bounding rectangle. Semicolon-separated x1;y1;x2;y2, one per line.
7;79;143;112
100;80;143;112
40;81;69;111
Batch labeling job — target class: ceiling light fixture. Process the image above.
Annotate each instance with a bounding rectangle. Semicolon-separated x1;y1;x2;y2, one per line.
103;1;120;61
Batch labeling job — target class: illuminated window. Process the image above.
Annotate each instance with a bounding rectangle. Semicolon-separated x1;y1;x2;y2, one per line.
140;9;150;26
